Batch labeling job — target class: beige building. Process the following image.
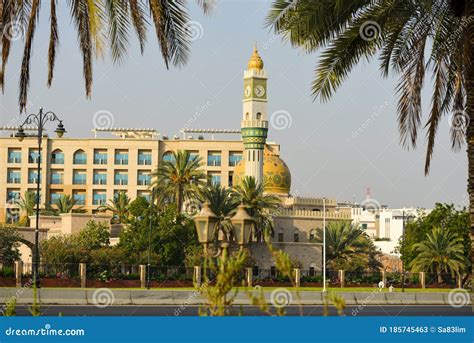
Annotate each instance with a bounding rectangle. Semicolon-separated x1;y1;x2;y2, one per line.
0;46;351;273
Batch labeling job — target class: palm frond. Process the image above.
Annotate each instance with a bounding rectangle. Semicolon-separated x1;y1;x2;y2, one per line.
47;0;59;87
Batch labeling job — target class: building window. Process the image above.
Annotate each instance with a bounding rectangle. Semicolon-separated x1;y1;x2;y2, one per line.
137;171;151;186
294;229;299;242
50;170;64;185
73;150;87;164
209;172;221;186
27;189;41;203
93;170;107;185
252;266;259;277
256;112;262;119
385;218;391;238
8;149;21;163
7;169;21;184
114;171;128;185
28;149;40;164
138;150;152;165
51;149;64;164
93;191;107;206
228;172;234;187
207;151;221;167
309;263;316;277
73;170;87;185
50;191;62;205
6;208;20;224
137;191;151;202
28;169;40;184
6;189;20;204
187;150;199;161
162;151;174;163
114;150;129;165
309;229;316;242
361;223;368;230
73;191;86;205
270;266;276;277
277;230;284;243
229;152;243;166
94;150;108;164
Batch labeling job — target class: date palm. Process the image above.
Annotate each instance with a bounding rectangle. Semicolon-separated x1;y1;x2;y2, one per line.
15;190;36;225
411;227;467;283
152;150;206;213
267;0;474;270
232;176;280;242
0;0;214;112
198;183;240;241
53;194;83;214
99;191;130;223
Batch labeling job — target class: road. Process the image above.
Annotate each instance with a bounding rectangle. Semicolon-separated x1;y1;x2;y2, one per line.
12;305;473;316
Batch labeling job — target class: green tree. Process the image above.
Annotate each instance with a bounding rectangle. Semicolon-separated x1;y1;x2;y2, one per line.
99;192;131;223
411;227;467;283
118;205;200;266
267;0;474;268
232;176;280;241
152;150;206;213
15;191;37;226
2;0;214;111
317;221;382;272
401;203;471;275
128;196;151;219
198;183;239;241
0;226;22;265
76;220;110;250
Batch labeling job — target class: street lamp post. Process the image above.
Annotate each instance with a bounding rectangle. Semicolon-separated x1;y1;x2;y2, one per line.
322;197;327;292
15;108;66;288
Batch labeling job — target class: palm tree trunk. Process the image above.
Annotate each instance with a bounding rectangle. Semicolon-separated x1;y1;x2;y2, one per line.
437;266;443;284
466;2;474;288
176;185;183;213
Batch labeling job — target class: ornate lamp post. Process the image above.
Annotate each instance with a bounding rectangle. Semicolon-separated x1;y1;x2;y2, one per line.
231;204;254;246
193;202;220;255
15;108;66;288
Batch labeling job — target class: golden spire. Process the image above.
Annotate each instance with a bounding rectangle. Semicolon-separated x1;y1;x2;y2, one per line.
247;43;264;70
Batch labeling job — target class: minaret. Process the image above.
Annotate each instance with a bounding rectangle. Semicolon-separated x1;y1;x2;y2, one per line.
241;44;268;185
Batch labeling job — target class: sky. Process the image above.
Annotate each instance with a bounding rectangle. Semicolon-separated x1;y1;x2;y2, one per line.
0;1;467;209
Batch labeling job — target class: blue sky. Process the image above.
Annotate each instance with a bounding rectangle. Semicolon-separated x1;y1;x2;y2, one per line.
0;0;467;209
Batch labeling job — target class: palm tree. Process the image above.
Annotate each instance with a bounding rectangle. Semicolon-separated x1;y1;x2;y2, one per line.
1;0;214;111
232;176;280;242
53;194;83;214
15;190;36;225
411;227;467;283
316;221;367;270
152;150;206;213
267;0;474;265
198;183;240;241
99;192;131;224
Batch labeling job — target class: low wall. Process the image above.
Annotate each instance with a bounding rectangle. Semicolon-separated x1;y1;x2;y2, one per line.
0;288;464;306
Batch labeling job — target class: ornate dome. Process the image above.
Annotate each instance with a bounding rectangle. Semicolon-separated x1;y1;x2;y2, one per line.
247;45;264;70
233;149;291;195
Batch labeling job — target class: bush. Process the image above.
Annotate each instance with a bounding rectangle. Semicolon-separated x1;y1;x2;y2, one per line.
1;266;14;277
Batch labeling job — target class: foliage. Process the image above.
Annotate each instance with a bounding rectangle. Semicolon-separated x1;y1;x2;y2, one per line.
316;221;382;272
233;176;281;241
3;0;215;112
99;192;131;224
0;226;22;265
401;204;471;272
410;227;467;283
267;0;470;173
118;205;200;266
128;196;151;219
152;150;206;212
16;191;37;226
198;183;239;241
3;297;16;316
76;220;110;250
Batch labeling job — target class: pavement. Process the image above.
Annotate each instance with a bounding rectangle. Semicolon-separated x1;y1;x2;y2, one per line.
10;304;473;316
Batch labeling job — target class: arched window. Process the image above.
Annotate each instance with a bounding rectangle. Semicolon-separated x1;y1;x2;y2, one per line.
245;112;249;120
162;151;175;163
51;149;64;164
293;228;299;242
256;112;262;120
73;149;87;164
309;229;316;242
